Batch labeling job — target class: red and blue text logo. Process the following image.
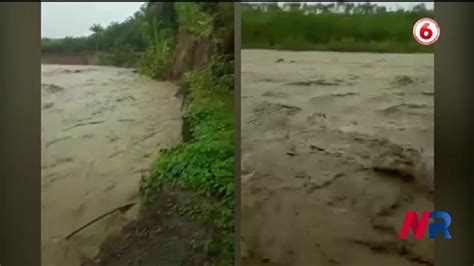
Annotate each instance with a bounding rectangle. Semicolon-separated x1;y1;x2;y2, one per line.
399;211;451;240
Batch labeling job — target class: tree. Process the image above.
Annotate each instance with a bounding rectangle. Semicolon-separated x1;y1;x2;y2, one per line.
359;2;372;14
89;24;104;35
89;24;104;52
413;3;427;13
302;3;308;12
288;2;301;11
314;3;324;14
267;1;280;12
146;2;177;31
396;7;405;13
344;3;354;14
375;6;387;13
320;4;330;14
241;3;252;11
327;3;336;13
336;2;345;13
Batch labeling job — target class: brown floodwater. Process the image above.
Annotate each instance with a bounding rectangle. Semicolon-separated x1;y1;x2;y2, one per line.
241;50;434;266
41;64;181;266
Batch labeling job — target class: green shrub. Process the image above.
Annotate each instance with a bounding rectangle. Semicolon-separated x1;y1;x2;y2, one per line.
137;18;174;79
176;3;213;39
138;39;173;79
140;55;234;264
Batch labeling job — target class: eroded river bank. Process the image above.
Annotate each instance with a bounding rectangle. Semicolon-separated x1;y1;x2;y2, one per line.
41;64;182;266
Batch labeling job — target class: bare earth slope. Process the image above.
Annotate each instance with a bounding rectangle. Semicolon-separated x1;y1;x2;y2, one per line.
41;65;181;266
241;50;434;266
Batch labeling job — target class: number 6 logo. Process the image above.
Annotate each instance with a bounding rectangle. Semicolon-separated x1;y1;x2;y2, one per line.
413;18;440;46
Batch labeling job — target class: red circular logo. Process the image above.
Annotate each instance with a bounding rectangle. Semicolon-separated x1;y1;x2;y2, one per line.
413;18;440;46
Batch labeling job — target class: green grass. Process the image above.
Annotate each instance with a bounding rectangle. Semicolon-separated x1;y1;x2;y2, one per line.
242;10;434;53
140;55;235;264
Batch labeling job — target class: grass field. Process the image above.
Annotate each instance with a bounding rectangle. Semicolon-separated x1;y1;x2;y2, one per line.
242;10;434;53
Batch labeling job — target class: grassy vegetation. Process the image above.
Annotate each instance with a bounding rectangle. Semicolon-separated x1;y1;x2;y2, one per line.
242;9;435;53
134;3;233;264
138;4;234;263
140;55;235;263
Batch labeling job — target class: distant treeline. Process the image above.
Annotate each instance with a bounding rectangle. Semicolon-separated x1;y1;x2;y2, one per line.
243;2;431;14
42;6;148;54
242;3;434;53
41;2;234;71
42;3;162;67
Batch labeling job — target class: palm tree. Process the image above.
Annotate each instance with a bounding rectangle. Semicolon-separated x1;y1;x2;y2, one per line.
89;24;104;35
413;3;427;13
89;24;104;52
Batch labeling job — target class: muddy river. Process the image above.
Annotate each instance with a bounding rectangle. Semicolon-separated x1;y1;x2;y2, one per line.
241;50;434;266
41;65;181;266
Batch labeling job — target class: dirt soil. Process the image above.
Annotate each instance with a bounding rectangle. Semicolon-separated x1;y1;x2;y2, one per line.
41;64;182;266
241;50;434;266
82;186;222;266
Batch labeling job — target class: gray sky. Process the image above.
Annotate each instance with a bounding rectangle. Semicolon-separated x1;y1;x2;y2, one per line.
41;2;145;38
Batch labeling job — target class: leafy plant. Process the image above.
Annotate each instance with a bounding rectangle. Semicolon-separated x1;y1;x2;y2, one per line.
138;18;174;79
184;55;234;93
140;55;235;263
176;3;213;39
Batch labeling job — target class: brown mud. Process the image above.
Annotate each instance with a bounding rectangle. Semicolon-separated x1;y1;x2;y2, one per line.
82;186;223;266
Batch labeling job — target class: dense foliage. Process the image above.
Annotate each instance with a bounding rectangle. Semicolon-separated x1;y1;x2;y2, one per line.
141;55;235;262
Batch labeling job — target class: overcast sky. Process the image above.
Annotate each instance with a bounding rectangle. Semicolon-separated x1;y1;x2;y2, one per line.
42;2;434;38
41;2;145;38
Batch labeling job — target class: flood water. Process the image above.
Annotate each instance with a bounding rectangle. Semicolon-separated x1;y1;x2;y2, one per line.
41;65;181;266
241;50;434;265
